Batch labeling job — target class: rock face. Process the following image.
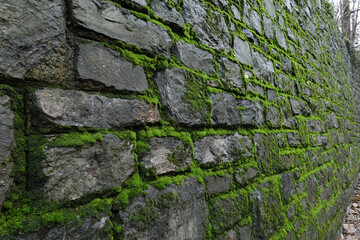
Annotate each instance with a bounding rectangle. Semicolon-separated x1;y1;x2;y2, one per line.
233;36;253;65
0;0;64;79
71;0;172;57
32;88;160;129
42;134;134;201
237;100;264;126
17;214;110;240
151;0;184;27
0;95;15;207
194;133;252;165
140;137;192;175
119;178;208;240
218;57;244;91
210;93;240;126
154;68;209;126
76;43;148;92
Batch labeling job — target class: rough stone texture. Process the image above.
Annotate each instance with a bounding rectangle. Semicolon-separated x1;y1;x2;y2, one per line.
275;25;287;49
0;0;64;79
32;89;160;129
266;105;281;128
254;134;280;173
264;0;276;18
237;99;264;126
210;93;240;126
174;41;215;75
71;0;172;57
281;172;296;201
0;95;15;207
289;98;311;116
218;57;244;91
182;0;230;51
252;50;275;84
140;137;191;175
76;43;148;92
245;10;262;34
287;132;301;147
42;134;134;201
194;133;252;165
263;14;274;39
119;178;208;240
235;168;258;184
151;0;184;27
155;68;209;126
233;36;253;65
205;174;233;194
231;5;241;21
17;214;110;240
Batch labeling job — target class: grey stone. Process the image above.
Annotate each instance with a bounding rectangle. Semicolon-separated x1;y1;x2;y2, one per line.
130;0;147;6
71;0;172;57
182;0;230;51
289;98;311;116
306;176;318;208
220;230;237;240
154;68;209;126
263;15;274;39
254;134;279;173
210;93;241;126
235;168;258;184
140;137;191;175
281;55;293;74
264;0;276;18
18;214;110;240
307;120;322;132
0;0;64;79
326;112;339;129
286;132;301;147
42;134;134;201
278;97;295;128
237;99;264;126
218;57;244;91
238;225;252;240
32;88;160;129
280;172;296;201
0;95;15;207
278;16;285;28
231;5;241;21
277;133;287;148
205;174;233;194
194;133;252;165
252;51;275;84
245;10;262;33
242;29;259;45
266;105;281;128
76;43;148;92
267;89;278;101
233;36;253;65
151;0;184;27
247;83;265;96
119;177;208;240
275;26;287;49
174;41;215;75
278;73;291;92
287;28;297;42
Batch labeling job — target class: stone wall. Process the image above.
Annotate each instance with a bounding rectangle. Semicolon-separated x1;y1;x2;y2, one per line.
0;0;359;239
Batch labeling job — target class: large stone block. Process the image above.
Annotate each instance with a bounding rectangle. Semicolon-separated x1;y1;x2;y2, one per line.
233;36;253;66
31;88;160;129
0;0;64;79
41;134;134;201
252;51;275;84
151;0;184;27
254;134;280;173
76;43;148;92
71;0;172;57
0;95;15;207
140;137;192;175
218;57;244;91
237;99;264;126
194;133;252;165
119;177;208;239
154;68;210;126
210;93;240;126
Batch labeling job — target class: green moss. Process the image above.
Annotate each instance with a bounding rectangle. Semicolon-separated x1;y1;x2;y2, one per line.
47;132;103;147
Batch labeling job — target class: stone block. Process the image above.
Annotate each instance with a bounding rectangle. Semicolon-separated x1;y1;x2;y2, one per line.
252;50;275;84
210;93;240;126
233;36;253;66
140;137;191;175
266;105;281;128
280;172;296;201
263;14;274;39
254;134;280;173
264;0;276;18
237;99;264;126
286;132;301;147
194;133;252;165
205;174;233;194
275;25;287;49
76;43;148;92
151;0;184;27
31;88;160;129
245;10;262;33
218;57;244;91
235;167;258;184
71;0;172;57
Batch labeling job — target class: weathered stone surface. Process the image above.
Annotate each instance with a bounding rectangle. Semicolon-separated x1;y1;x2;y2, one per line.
247;83;265;96
326;112;339;129
210;93;240;126
71;0;172;57
205;174;233;194
220;230;237;240
307;120;323;132
218;57;244;91
130;0;147;6
263;14;274;39
32;89;160;129
174;41;215;75
119;177;208;240
151;0;184;27
266;105;281;128
235;167;258;184
234;36;253;65
267;89;278;101
231;5;241;21
245;10;262;34
0;0;64;79
182;0;230;51
254;134;280;173
76;43;148;92
289;98;311;116
281;172;296;201
0;95;15;207
264;0;276;18
194;133;252;165
306;176;318;208
237;99;264;126
286;132;301;147
275;25;287;49
140;137;191;175
42;134;134;201
155;68;209;126
17;214;110;240
252;51;275;83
